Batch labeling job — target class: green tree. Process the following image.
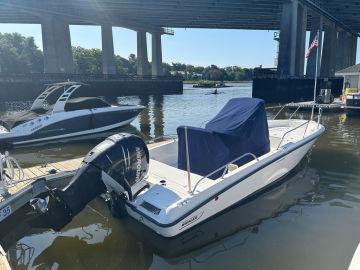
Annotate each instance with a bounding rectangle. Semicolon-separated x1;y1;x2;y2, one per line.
0;32;254;80
72;46;102;74
0;32;43;73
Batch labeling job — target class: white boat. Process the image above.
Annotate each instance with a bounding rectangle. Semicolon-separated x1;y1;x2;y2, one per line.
348;242;360;270
31;98;325;238
0;81;144;146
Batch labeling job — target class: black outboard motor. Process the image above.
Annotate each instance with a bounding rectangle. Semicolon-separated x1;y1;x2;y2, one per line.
30;133;149;230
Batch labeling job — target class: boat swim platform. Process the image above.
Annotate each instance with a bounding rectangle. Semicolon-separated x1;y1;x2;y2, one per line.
286;100;345;112
0;141;168;223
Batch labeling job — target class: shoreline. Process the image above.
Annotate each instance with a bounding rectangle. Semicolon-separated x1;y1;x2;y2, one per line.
184;80;252;84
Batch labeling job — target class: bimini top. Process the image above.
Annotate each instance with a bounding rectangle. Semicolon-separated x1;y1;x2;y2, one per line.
178;98;270;178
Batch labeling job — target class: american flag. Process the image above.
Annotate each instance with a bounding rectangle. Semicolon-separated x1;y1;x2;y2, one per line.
306;34;319;58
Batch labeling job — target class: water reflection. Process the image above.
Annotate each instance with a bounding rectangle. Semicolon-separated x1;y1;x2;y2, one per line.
139;95;151;140
138;95;165;140
153;95;164;139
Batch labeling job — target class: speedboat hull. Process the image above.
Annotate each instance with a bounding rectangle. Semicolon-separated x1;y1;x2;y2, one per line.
28;98;325;241
0;106;143;146
126;129;322;237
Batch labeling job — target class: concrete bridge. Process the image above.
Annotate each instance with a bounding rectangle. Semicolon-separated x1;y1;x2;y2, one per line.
0;0;359;78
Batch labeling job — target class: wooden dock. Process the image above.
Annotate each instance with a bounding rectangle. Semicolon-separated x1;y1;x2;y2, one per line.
0;141;169;223
0;245;11;270
0;157;83;223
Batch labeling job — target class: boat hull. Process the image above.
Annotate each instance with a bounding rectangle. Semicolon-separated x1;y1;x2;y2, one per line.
0;107;142;146
126;136;318;237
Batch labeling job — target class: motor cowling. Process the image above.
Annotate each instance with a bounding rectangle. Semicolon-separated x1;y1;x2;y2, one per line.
29;133;149;230
94;133;150;200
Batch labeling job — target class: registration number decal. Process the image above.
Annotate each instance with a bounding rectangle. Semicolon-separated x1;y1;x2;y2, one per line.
0;205;11;222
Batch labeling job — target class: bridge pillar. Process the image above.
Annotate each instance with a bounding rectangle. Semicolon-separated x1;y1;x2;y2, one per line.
137;30;150;76
151;32;163;76
321;22;337;77
278;0;307;77
101;25;116;75
306;15;323;77
336;31;346;71
41;16;74;73
336;32;357;71
349;35;357;67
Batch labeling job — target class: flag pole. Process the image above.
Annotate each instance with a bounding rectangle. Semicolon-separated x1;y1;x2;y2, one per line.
311;30;320;121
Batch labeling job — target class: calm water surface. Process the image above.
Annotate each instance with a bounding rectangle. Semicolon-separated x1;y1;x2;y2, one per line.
1;82;360;270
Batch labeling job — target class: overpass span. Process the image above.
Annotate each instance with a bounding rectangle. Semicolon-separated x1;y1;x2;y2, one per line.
1;0;360;32
0;0;359;78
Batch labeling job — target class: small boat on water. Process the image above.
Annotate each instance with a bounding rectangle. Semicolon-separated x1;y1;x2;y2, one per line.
193;81;229;89
30;98;324;237
205;88;224;95
0;82;144;146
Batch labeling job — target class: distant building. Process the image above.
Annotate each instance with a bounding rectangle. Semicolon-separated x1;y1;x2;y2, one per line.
336;64;360;91
191;73;203;80
170;71;186;77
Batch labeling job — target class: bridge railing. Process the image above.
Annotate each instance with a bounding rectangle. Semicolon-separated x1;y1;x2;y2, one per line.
0;73;183;83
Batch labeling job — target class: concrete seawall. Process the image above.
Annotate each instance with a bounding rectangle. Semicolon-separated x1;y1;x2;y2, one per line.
252;77;343;103
0;75;183;102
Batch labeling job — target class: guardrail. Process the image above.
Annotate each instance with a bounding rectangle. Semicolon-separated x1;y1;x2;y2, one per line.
0;73;183;83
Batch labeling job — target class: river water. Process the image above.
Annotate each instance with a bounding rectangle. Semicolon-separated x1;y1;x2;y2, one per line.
1;83;360;270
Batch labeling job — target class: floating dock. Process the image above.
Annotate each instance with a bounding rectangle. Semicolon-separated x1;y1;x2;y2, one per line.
286;100;345;112
0;141;167;223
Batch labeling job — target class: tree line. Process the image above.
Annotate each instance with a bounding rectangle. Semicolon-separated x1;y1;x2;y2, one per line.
0;32;254;81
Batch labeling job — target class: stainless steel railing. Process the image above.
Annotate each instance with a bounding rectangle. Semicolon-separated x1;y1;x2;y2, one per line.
272;104;287;120
289;105;302;119
191;152;259;193
272;104;301;120
276;121;310;150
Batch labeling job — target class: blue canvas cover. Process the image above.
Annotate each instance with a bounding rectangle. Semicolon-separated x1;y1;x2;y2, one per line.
177;126;230;178
178;98;270;179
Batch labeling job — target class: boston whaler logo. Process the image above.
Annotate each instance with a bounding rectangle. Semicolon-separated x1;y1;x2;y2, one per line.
180;211;204;230
135;147;142;182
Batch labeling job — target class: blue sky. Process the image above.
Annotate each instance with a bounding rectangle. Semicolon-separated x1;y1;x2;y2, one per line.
0;23;359;68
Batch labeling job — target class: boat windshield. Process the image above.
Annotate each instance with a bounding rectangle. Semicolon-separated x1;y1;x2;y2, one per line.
64;97;111;112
